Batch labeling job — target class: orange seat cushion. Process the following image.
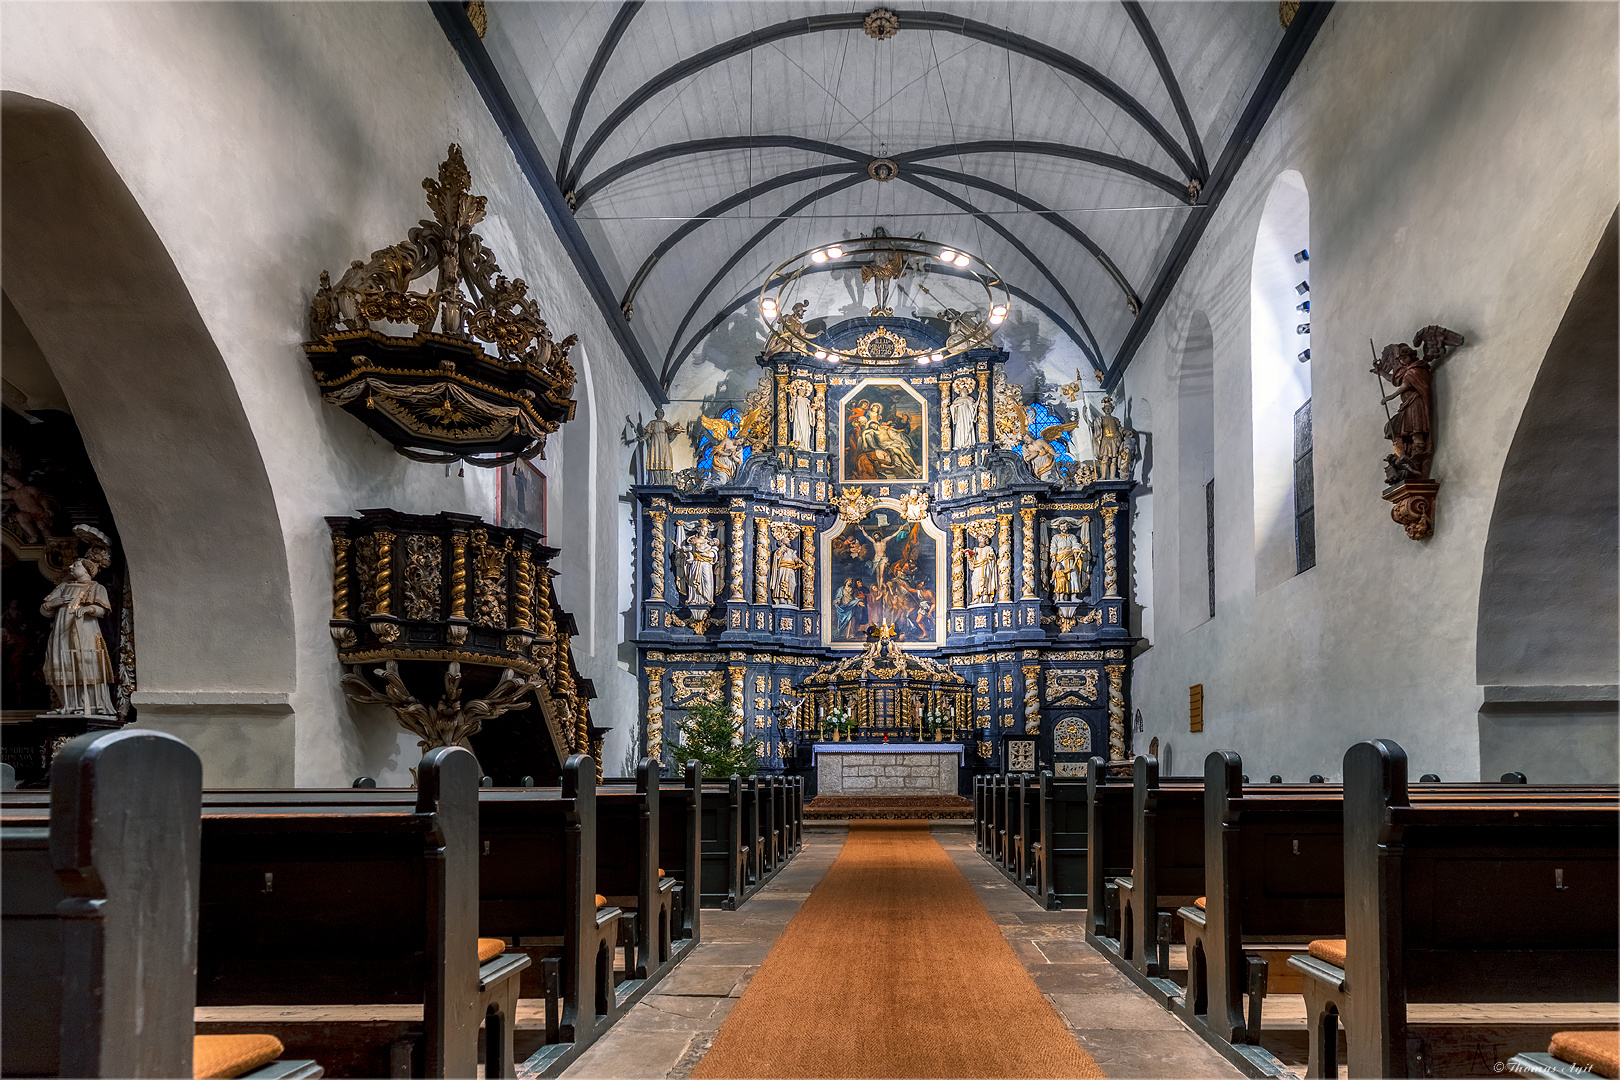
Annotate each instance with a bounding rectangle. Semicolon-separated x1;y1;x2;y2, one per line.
1308;939;1347;968
1550;1031;1620;1078
1194;896;1206;910
596;893;607;908
477;937;506;963
193;1034;283;1079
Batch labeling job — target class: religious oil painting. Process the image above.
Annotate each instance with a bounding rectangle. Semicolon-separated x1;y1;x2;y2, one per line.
838;379;927;484
823;502;944;649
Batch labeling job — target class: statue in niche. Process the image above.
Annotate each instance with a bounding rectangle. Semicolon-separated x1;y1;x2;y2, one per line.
1047;519;1091;603
789;379;815;451
40;526;116;716
625;405;680;483
950;378;979;449
770;532;804;606
672;519;719;609
967;539;998;606
1372;325;1463;483
1084;395;1127;480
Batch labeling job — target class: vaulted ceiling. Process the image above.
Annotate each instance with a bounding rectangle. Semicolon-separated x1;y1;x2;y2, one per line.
436;2;1327;400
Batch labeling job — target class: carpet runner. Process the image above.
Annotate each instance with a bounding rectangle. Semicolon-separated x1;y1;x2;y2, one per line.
690;822;1105;1078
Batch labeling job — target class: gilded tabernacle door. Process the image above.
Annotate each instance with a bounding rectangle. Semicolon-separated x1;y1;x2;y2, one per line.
838;379;928;485
821;499;946;649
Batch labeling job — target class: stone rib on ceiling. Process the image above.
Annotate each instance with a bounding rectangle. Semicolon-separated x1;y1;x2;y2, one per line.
476;1;1301;391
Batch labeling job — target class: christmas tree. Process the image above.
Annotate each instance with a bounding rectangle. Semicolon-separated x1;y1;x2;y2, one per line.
672;698;760;778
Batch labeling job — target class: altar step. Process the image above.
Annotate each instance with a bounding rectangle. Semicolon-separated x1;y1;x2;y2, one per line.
803;795;974;821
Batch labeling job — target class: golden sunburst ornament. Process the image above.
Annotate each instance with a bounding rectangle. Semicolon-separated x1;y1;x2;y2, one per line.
855;326;908;358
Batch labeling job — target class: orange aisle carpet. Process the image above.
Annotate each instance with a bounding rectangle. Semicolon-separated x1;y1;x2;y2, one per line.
691;822;1105;1079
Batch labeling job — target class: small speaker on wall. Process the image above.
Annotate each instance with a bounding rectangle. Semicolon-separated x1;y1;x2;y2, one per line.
1189;684;1204;733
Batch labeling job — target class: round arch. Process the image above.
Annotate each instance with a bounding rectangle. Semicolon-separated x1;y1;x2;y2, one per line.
1476;210;1618;782
2;92;296;782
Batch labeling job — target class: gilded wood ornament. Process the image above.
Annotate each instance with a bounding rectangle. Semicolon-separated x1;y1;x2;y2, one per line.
997;514;1014;603
800;524;817;611
950;523;967;609
305;146;577;467
647;511;666;602
645;666;665;756
754;516;771;605
730;511;747;600
1020;509;1038;599
1022;665;1041;734
1105;663;1127;761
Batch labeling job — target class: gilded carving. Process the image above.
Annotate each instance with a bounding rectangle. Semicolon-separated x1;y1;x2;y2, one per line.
403;534;443;621
331;536;352;621
814;382;828;452
938;373;953;451
1053;716;1091;752
645;666;665;758
800;524;817;611
1020;509;1037;600
647;510;666;603
1022;665;1040;734
997;514;1013;603
1106;663;1127;761
1099;505;1119;597
976;368;991;444
754;516;771;605
470;529;511;627
729;665;747;743
950;523;967;609
992;370;1024;450
730;511;746;601
1046;669;1099;703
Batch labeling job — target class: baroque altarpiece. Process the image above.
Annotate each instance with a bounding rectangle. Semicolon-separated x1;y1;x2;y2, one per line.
632;315;1138;790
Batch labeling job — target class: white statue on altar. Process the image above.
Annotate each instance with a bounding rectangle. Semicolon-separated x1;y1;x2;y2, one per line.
790;380;814;451
950;382;979;448
673;519;719;608
967;540;998;606
40;526;117;716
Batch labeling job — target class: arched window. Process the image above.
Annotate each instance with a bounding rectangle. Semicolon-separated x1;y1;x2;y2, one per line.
1178;313;1215;630
1250;171;1313;592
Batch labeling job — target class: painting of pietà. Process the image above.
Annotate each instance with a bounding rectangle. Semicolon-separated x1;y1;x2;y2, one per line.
826;506;941;647
839;380;926;484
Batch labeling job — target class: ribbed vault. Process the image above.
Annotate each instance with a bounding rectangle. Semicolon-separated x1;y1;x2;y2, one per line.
442;1;1327;396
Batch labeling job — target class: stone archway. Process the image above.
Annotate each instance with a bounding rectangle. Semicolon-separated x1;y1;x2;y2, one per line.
2;92;296;784
1476;210;1618;782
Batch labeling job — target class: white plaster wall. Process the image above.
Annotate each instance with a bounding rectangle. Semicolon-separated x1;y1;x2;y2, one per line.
1;2;652;785
1124;2;1618;782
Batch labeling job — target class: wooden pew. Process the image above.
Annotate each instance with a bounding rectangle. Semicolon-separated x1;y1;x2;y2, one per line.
791;776;804;854
1175;752;1347;1075
657;762;702;942
1035;771;1089;911
1105;757;1205;992
192;746;530;1079
973;776;987;854
594;759;680;982
700;776;747;909
1085;756;1136;942
982;774;999;865
1017;773;1043;900
1290;739;1620;1078
996;775;1014;875
1;730;320;1079
264;756;627;1076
